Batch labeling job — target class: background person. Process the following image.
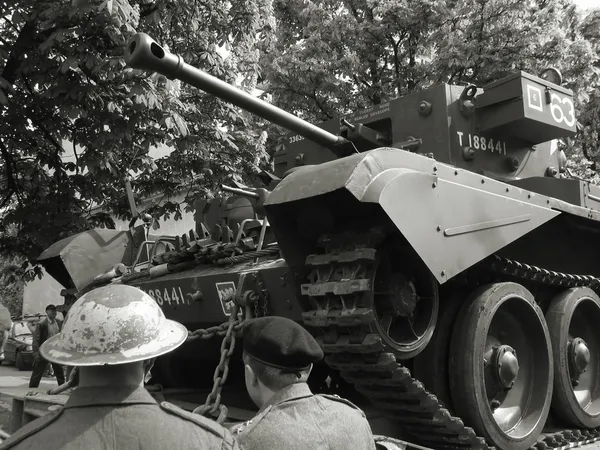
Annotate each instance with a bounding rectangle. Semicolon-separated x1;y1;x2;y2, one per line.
0;303;11;363
232;316;376;450
29;305;64;388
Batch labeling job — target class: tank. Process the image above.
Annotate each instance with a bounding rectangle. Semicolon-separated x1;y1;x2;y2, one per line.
37;33;600;449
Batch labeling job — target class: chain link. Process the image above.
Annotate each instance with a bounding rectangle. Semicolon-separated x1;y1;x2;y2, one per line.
193;301;243;424
186;319;245;342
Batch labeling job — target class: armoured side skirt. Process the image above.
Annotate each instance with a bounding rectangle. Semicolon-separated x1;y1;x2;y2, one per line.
264;148;574;283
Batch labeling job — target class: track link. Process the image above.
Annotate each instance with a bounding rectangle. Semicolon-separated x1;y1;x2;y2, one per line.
300;230;600;450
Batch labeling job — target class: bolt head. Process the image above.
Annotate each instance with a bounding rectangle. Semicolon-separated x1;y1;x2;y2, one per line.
418;101;432;116
462;147;475;161
508;156;520;171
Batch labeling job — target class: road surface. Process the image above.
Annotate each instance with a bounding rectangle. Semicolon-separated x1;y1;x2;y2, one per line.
0;362;57;435
0;363;57;390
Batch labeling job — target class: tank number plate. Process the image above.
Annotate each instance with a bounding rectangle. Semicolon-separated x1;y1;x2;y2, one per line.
145;287;188;306
457;132;507;155
289;135;305;144
215;281;238;316
525;83;576;128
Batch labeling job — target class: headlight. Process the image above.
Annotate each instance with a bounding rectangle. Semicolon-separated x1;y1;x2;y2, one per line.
26;345;32;351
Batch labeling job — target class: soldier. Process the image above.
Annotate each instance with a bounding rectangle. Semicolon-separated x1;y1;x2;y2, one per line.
232;316;376;450
29;305;65;388
1;285;240;450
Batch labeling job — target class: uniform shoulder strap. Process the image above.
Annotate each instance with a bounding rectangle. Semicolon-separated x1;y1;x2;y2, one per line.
0;409;64;448
159;401;233;445
230;405;272;437
318;394;366;416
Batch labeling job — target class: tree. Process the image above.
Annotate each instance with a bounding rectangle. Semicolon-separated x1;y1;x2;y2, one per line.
575;9;600;171
0;253;26;319
260;0;599;164
0;0;275;261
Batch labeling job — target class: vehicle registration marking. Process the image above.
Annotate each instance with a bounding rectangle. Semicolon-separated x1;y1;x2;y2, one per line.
145;287;187;306
457;132;507;155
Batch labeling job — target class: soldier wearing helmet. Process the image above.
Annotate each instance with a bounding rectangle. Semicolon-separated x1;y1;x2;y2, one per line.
231;316;376;450
1;285;240;450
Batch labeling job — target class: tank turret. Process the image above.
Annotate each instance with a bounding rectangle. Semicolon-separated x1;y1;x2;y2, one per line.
125;33;576;184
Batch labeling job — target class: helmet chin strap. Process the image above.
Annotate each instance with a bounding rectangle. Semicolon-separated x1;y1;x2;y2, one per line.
143;358;156;384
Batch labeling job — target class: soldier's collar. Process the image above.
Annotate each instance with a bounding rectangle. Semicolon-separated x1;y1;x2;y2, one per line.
260;382;313;412
63;385;157;409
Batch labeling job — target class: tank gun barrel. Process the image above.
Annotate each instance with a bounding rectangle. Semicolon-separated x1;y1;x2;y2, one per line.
221;185;260;199
125;33;348;151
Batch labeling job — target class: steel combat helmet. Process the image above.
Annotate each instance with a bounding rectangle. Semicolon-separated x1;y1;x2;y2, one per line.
40;284;188;366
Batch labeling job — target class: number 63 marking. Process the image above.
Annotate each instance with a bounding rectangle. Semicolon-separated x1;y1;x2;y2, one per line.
550;93;576;128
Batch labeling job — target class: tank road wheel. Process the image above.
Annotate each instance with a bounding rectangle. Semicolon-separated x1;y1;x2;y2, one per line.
372;245;439;359
412;290;468;411
546;287;600;428
449;282;553;450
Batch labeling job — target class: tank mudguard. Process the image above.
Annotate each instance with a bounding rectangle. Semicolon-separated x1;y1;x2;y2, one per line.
37;229;133;291
361;168;559;282
265;148;561;283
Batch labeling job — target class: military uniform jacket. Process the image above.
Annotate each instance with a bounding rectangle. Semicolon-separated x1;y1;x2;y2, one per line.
0;385;240;450
231;383;376;450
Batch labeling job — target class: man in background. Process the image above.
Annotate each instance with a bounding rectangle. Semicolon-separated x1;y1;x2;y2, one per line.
0;306;11;364
58;289;78;384
29;305;65;388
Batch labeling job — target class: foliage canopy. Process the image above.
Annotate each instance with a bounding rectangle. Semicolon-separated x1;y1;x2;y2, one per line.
0;0;599;282
261;0;599;154
0;0;274;261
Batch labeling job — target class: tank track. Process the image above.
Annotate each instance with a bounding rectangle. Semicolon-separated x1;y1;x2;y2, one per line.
300;229;600;450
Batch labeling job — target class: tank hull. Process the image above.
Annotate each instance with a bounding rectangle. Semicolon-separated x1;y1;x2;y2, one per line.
129;257;299;332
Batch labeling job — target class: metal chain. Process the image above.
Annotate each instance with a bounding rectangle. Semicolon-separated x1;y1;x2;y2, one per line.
186;315;245;342
193;302;243;424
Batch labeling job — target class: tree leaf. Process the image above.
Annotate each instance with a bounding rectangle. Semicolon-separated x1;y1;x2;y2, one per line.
173;114;189;136
60;57;78;73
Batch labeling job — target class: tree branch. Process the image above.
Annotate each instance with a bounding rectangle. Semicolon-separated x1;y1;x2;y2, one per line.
1;21;36;85
0;187;14;209
21;78;66;164
0;139;22;205
1;16;21;33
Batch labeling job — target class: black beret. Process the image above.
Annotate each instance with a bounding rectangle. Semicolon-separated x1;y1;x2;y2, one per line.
243;317;324;371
